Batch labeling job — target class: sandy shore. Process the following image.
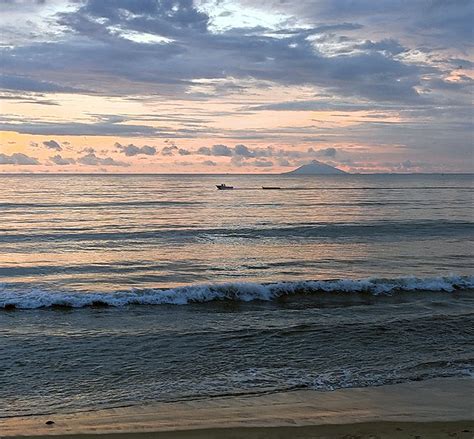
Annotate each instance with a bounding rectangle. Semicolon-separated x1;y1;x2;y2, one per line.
2;378;473;438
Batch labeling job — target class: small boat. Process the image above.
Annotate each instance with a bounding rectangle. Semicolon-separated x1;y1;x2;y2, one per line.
262;186;281;190
216;183;234;190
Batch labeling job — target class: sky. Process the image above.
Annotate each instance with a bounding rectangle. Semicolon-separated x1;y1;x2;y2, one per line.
0;0;472;173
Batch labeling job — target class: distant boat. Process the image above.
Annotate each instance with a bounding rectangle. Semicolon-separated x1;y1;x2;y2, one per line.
262;186;281;190
216;184;234;190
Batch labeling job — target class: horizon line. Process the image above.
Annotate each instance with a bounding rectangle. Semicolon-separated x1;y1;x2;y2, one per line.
1;172;473;176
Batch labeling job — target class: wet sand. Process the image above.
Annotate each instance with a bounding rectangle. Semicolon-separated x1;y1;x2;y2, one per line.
2;378;473;438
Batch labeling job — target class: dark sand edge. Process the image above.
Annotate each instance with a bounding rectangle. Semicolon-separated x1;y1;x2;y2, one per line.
2;378;473;437
7;422;474;439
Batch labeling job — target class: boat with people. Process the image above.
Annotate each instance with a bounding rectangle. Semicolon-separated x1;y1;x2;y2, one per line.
216;183;234;190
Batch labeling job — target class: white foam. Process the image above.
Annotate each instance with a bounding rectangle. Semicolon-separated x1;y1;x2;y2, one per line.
1;275;473;309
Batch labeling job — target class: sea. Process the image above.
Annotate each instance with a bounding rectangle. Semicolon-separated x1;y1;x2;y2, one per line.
1;173;473;418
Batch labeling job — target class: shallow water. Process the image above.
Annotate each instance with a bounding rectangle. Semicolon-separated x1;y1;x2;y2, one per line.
1;174;473;417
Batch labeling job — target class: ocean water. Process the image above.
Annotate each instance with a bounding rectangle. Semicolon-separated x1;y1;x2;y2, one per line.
1;173;473;417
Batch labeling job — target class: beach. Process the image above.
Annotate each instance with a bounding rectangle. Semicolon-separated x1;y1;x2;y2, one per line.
2;378;473;438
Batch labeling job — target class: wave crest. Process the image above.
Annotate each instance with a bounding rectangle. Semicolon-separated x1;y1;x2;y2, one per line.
1;275;473;310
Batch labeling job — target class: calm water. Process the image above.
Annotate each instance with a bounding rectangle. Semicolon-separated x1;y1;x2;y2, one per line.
1;174;473;417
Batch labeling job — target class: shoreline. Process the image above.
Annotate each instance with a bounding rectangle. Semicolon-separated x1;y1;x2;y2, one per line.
2;377;473;437
6;422;474;439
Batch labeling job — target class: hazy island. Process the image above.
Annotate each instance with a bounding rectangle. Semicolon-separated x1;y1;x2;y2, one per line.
284;160;348;175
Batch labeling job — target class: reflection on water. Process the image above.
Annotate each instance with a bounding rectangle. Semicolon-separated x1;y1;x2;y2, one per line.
0;174;472;291
0;174;473;418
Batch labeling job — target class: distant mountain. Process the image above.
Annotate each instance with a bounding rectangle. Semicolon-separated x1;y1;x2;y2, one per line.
284;160;348;175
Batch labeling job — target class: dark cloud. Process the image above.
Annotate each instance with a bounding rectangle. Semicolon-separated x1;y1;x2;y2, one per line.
2;1;467;104
0;113;216;137
42;139;62;151
0;152;39;165
115;142;156;156
0;93;60;106
79;0;209;37
0;119;161;136
208;144;233;156
49;154;75;165
191;143;341;166
161;145;178;156
0;74;82;93
77;152;130;167
234;144;255;158
210;144;233;156
196;144;234;156
251;0;473;49
248;100;400;112
0;0;429;104
197;143;255;158
196;146;211;155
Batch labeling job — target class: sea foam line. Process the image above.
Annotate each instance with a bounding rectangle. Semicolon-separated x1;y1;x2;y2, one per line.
1;275;473;309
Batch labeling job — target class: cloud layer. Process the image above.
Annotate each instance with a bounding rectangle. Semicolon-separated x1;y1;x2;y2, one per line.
0;0;472;172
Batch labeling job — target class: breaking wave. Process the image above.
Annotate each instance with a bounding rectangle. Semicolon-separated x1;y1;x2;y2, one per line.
1;275;473;310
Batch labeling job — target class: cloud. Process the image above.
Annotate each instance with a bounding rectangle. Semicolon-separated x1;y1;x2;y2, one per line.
80;147;96;154
248;0;473;49
251;159;273;167
0;0;472;172
234;144;255;157
0;0;429;104
42;139;62;151
196;146;211;155
277;158;291;167
0;114;213;137
247;100;398;112
354;39;406;55
211;144;233;156
310;147;337;158
49;154;75;165
202;160;216;166
77;152;130;167
161;145;178;156
0;74;83;93
0;93;60;106
192;143;340;162
196;143;252;157
1;0;48;7
197;144;233;156
79;0;209;37
0;152;39;165
1;0;467;107
115;142;156;156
